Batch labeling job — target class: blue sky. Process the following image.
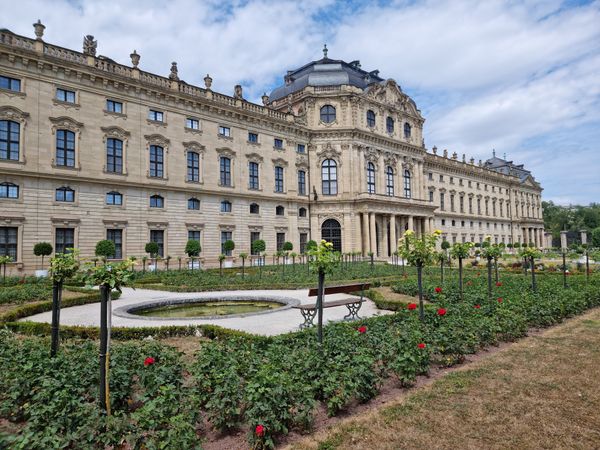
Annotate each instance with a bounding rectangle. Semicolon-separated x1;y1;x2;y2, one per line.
6;0;600;205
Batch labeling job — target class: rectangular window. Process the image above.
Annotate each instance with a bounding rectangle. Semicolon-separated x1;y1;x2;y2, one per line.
55;188;74;202
276;232;285;251
297;144;305;154
106;100;123;113
187;152;200;182
220;200;232;213
0;76;20;92
429;191;434;202
477;199;481;215
220;157;232;186
274;166;284;193
55;228;74;254
148;110;164;122
150;230;164;257
274;138;283;149
0;120;20;161
106;192;122;205
56;88;76;103
450;194;455;212
106;229;123;259
218;126;231;137
188;230;201;242
450;176;454;184
250;231;261;255
440;192;445;210
186;118;199;130
248;132;258;143
468;180;472;188
460;196;464;213
0;227;17;260
221;231;232;256
106;138;123;173
439;175;444;182
428;172;433;180
56;130;75;167
299;233;308;254
298;170;306;195
149;145;164;178
469;197;473;214
248;162;259;190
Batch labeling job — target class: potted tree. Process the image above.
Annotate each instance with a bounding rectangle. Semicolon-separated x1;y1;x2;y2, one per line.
223;240;235;268
95;239;116;263
33;242;53;277
282;241;293;264
251;239;266;266
145;242;159;271
185;239;201;270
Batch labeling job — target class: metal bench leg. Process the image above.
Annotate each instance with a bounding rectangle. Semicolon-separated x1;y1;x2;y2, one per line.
299;309;317;329
344;301;363;321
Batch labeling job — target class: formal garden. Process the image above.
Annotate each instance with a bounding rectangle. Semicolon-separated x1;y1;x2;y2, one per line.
1;234;599;449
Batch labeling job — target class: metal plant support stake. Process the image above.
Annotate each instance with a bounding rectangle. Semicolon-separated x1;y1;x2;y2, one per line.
317;269;325;345
99;284;111;414
530;256;537;292
487;256;493;301
494;257;499;283
417;264;424;321
440;257;444;285
562;251;568;289
585;250;590;284
458;256;464;302
50;281;62;357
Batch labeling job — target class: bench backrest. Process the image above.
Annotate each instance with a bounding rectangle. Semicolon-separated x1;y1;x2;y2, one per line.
308;283;371;297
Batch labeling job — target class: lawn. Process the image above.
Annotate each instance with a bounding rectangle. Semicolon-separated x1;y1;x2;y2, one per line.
289;307;600;450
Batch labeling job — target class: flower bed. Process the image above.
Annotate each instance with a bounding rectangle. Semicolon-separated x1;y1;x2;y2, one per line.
1;274;599;449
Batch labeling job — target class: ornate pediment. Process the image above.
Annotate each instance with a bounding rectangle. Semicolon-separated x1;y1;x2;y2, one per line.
363;146;380;165
295;154;308;169
144;134;170;146
365;79;422;117
183;141;205;153
101;126;130;139
49;116;84;132
0;106;29;121
316;142;342;165
216;147;236;158
272;157;288;167
245;152;263;163
383;151;398;168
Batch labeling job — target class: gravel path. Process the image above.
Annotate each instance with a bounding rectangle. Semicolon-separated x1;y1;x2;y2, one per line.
21;287;393;336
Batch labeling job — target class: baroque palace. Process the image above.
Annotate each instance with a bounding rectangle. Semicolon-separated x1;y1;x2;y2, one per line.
0;22;546;273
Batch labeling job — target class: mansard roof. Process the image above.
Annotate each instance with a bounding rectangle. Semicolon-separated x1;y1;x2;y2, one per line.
269;53;385;101
484;154;538;186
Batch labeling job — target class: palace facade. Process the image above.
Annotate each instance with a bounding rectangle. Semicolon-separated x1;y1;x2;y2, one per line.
0;23;546;273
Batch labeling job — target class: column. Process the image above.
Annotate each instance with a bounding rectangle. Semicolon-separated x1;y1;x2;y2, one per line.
522;227;527;245
369;213;376;256
390;215;397;255
407;215;414;232
429;217;434;233
421;218;427;236
382;215;389;257
361;212;369;256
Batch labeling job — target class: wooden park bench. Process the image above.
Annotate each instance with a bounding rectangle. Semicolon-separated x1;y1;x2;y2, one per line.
293;283;370;329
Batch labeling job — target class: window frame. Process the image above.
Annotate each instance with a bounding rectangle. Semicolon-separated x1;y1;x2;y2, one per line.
366;110;376;128
149;194;164;208
55;227;75;254
0;182;18;199
321;159;338;195
106;99;123;114
274;166;284;193
55;129;76;168
386;116;394;133
187;151;200;182
148;109;164;122
149;145;164;178
297;170;306;196
56;88;76;104
403;169;411;199
248;161;259;190
367;162;376;194
0;226;18;260
220;200;232;213
0;76;21;92
220;156;232;187
185;117;200;130
0;120;20;161
106;138;123;174
386;166;394;196
106;191;123;206
55;186;75;203
320;105;336;123
187;197;200;211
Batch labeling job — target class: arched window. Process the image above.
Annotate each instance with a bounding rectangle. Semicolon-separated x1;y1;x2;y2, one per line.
220;200;232;212
298;207;307;217
320;105;336;123
275;205;285;216
321;159;337;195
106;191;122;205
56;130;75;167
386;166;394;196
188;197;200;210
150;194;164;208
0;120;20;161
220;156;231;186
249;203;259;214
403;169;411;198
404;122;412;139
187;151;199;182
106;138;123;174
0;182;18;199
321;219;342;252
56;186;75;202
386;117;394;133
367;162;376;193
366;110;376;127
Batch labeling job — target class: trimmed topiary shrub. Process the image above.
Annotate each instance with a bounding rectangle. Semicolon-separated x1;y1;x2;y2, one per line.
95;240;116;259
33;242;53;268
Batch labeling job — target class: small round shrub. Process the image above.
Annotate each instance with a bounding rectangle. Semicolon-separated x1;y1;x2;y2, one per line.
185;240;201;257
145;242;159;257
95;240;116;259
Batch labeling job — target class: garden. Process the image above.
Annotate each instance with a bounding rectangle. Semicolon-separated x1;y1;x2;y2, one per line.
1;236;600;449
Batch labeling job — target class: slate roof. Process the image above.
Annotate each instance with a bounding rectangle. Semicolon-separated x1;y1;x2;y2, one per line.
484;155;533;183
269;56;384;101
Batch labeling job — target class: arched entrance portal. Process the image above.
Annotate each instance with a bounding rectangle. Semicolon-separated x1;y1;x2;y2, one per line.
321;219;342;252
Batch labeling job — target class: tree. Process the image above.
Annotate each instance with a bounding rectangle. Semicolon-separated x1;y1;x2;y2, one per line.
592;227;600;248
145;242;159;270
451;242;473;301
251;239;266;255
95;240;116;261
223;240;235;256
33;242;53;269
185;240;201;270
239;252;248;277
282;241;293;252
0;255;11;282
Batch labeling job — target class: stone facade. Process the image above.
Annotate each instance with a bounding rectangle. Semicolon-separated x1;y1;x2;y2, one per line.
0;25;544;273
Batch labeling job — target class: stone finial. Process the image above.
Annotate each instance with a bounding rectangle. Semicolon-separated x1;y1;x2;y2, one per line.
323;43;328;59
83;35;97;57
432;145;437;155
33;20;45;40
204;74;212;90
234;84;243;100
560;230;568;250
261;92;269;105
580;230;588;245
470;157;475;165
462;153;466;163
130;50;140;68
443;149;448;158
452;152;458;160
169;62;179;81
478;159;482;166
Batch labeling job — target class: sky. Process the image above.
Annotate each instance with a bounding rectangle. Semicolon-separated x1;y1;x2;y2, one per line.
5;0;600;205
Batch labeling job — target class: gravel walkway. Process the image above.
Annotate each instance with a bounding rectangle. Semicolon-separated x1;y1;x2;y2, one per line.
21;287;392;336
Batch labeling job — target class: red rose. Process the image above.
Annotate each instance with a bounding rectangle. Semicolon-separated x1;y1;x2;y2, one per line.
144;357;155;367
408;303;417;310
474;304;481;309
496;282;502;287
357;325;367;334
466;281;473;286
255;424;265;437
497;297;503;303
435;287;442;293
417;343;426;349
437;308;447;316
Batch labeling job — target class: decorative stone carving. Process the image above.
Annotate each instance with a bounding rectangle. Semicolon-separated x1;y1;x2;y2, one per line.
234;85;243;99
183;141;205;153
204;74;212;90
363;146;380;165
295;154;308;169
272;157;288;167
33;20;45;40
261;93;269;105
317;142;342;165
144;134;170;146
101;126;130;139
216;147;236;159
49;116;84;132
83;35;97;56
169;62;179;81
0;106;30;121
245;152;263;163
130;50;140;68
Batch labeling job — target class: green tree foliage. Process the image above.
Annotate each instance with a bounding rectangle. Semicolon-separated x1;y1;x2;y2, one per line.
184;240;201;257
543;201;600;246
33;242;53;268
95;240;116;259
